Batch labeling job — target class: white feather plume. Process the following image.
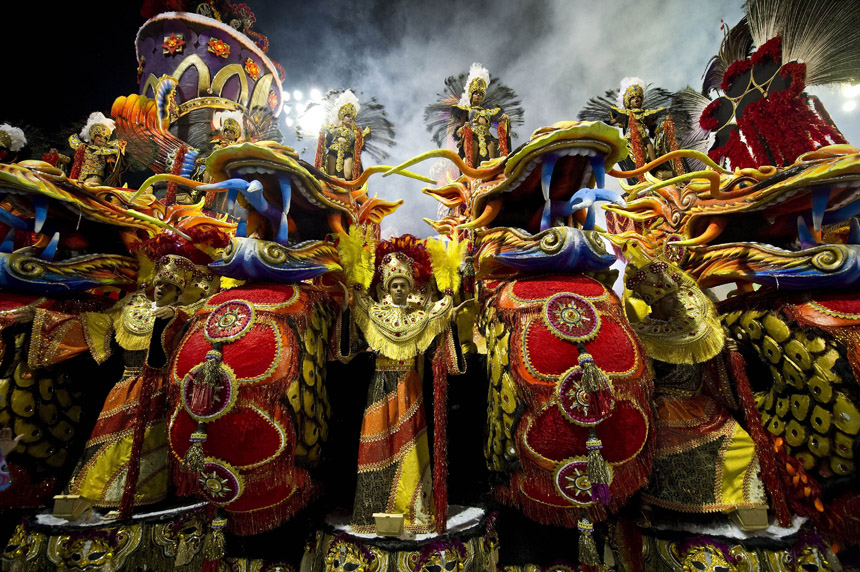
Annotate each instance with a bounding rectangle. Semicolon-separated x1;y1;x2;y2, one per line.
212;110;245;134
0;124;26;151
79;112;116;142
617;76;646;108
328;89;361;124
458;62;491;107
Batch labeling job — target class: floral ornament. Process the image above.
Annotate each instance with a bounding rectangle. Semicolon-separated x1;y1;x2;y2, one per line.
244;58;260;80
162;33;185;55
556;366;613;426
543;293;601;343
198;458;244;504
267;90;278;111
205;300;255;343
554;458;602;505
207;37;231;58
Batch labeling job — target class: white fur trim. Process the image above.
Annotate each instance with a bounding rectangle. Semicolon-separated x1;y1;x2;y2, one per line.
0;124;26;151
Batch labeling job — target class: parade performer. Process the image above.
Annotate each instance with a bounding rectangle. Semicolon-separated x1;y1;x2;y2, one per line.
64;254;195;517
336;229;467;534
317;90;368;181
68;112;126;186
424;62;524;170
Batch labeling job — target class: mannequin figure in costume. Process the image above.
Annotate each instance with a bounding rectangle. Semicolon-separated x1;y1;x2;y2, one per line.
68;112;126;186
337;230;467;534
64;254;196;517
318;90;369;181
454;63;509;168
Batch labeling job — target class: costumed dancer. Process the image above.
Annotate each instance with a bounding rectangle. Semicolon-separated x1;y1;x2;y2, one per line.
62;254;196;518
454;63;509;168
424;62;523;171
622;244;769;528
316;90;368;181
0;124;27;164
68;112;126;186
336;229;467;534
306;88;395;181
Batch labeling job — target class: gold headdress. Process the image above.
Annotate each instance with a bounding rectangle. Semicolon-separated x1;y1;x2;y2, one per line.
153;254;194;292
80;112;116;143
379;251;415;291
213;110;244;140
331;89;361;124
619;77;646;109
459;62;491;107
624;250;724;364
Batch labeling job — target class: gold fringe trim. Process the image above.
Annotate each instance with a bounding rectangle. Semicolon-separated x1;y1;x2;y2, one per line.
639;316;725;364
354;303;452;361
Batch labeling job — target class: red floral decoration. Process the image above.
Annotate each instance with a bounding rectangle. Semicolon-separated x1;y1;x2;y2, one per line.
244;58;260;80
720;59;753;92
372;235;432;289
750;36;782;66
699;99;721;131
162;33;186;55
207;37;231;58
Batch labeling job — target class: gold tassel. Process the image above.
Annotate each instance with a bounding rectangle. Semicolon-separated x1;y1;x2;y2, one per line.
182;425;207;474
203;515;227;559
578;515;601;570
578;348;614;418
586;429;611;505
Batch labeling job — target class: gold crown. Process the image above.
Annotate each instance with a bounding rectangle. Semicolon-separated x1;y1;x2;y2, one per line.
338;103;357;119
623;84;644;108
379;252;414;291
153;254;194;291
88;124;111;140
626;260;680;305
469;77;487;97
221;117;241;138
188;266;220;297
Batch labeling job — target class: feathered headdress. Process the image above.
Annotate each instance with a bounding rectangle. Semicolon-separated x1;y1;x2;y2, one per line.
458;62;491;107
80;112;116;142
212;110;244;136
328;89;361;124
617;76;646;108
0;124;27;151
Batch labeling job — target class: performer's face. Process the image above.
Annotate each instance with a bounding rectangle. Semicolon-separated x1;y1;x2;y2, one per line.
93;134;106;146
153;283;179;306
388;278;411;306
471;91;484;106
629;95;643;109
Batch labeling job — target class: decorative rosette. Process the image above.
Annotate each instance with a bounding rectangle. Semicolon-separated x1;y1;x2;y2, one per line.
205;301;255;343
554;458;611;505
198;458;244;505
542;294;601;343
181;360;238;421
556;366;614;426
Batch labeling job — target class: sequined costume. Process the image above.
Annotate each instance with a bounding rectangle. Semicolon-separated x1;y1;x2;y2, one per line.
67;293;188;509
348;289;454;533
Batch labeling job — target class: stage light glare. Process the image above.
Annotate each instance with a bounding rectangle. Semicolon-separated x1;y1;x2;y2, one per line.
843;100;857;112
293;90;304;101
283;92;290;102
285;117;294;127
842;84;860;98
310;88;322;100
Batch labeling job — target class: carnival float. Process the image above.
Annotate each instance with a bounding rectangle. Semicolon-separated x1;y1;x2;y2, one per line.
0;0;858;570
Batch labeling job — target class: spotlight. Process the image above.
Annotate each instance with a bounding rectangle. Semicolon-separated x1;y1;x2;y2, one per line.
842;84;860;98
283;105;291;114
283;92;290;102
285;117;294;127
310;88;322;100
293;90;303;101
843;100;857;112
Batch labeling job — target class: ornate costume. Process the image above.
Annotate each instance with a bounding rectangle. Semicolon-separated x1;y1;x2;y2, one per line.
453;63;509;167
0;123;26;163
337;231;465;534
315;90;370;180
66;255;195;516
68;112;126;186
